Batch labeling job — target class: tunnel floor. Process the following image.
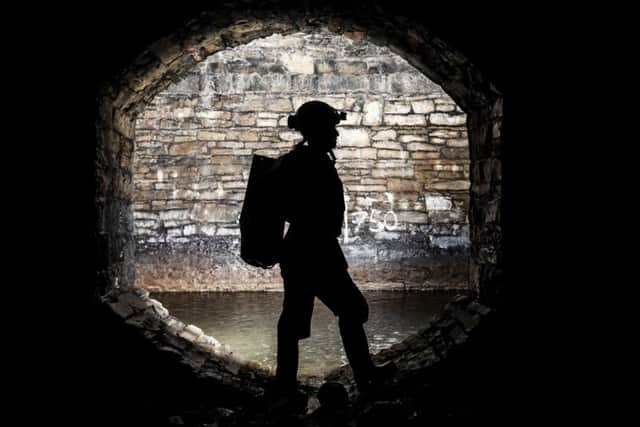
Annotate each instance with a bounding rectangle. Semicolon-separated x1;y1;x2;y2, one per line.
152;290;455;376
99;291;499;425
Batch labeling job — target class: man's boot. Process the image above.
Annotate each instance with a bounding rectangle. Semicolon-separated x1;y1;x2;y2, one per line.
339;318;397;395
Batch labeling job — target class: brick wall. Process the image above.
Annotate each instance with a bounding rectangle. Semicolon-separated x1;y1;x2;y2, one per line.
133;32;470;291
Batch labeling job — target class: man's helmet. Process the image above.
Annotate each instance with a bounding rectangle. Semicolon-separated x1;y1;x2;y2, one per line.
287;101;347;133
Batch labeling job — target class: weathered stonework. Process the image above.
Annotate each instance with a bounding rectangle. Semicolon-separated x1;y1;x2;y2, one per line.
94;1;504;416
101;286;273;395
325;294;492;390
132;32;471;292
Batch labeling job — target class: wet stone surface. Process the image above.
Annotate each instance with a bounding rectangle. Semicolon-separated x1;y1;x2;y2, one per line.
103;288;494;425
152;290;456;376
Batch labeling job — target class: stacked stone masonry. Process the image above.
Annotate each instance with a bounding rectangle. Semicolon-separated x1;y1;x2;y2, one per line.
133;32;471;291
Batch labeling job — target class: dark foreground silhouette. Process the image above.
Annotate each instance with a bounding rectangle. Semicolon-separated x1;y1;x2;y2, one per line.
265;101;396;408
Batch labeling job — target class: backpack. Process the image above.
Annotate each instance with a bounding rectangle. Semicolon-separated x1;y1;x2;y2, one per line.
239;154;286;269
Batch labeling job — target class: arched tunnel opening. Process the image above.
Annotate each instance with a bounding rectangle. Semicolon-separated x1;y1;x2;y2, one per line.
94;4;504;424
132;31;473;376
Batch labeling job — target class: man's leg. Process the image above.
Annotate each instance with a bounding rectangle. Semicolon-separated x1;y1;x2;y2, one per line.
275;275;315;392
338;315;376;389
271;316;309;413
317;269;377;390
275;316;299;391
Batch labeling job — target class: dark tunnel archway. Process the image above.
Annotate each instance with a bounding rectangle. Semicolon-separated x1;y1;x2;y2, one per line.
94;1;503;402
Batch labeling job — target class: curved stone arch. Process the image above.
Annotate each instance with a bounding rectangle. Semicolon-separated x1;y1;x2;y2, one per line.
95;1;503;394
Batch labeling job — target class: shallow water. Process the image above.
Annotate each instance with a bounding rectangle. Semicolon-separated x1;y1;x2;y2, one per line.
153;291;453;376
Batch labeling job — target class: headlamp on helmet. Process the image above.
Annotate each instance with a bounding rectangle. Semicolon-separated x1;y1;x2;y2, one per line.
287;101;347;131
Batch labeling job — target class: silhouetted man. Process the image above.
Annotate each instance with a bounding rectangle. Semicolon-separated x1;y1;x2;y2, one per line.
273;101;392;402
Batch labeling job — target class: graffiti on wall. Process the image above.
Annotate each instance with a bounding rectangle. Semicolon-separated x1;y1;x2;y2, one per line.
341;192;455;244
342;192;400;244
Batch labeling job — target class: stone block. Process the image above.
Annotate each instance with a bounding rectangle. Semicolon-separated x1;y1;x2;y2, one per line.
195;334;222;351
429;129;460;138
256;119;278;127
420;161;465;172
166;228;182;237
336;61;368;74
384;101;411;114
378;149;408;159
373;141;403;150
429;113;466;126
216;227;240;236
174;135;197;143
226;130;259;141
372;130;397;141
430;235;469;249
201;225;216;236
396;211;429;223
407;142;438;151
435;103;456;112
134;211;158;220
200;119;232;128
399;135;426;143
363;101;382;126
387;179;420;192
371;168;414;178
361;178;387;185
281;52;314;74
429;180;470;190
345;184;387;192
232;112;256;126
178;324;204;342
197;131;226;141
334;148;377;159
265;98;292;112
215;141;242;148
337;128;369;147
425;195;453;211
258;112;280;119
183;224;198;236
446;138;468;147
159;210;190;221
411;100;435;114
195;110;231;120
384;114;426;126
315;60;334;74
235;98;264;112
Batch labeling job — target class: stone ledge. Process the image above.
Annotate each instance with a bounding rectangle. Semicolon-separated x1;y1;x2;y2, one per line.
102;287;274;396
324;294;490;391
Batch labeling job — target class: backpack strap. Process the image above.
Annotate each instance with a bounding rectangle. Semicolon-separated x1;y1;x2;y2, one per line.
294;139;336;164
328;149;336;164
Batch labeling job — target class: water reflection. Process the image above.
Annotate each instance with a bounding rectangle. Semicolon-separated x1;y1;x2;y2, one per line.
153;291;453;376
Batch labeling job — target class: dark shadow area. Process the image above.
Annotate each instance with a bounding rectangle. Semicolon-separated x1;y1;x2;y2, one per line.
42;1;576;425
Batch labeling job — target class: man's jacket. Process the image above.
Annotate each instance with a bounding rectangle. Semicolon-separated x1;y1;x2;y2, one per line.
278;144;348;272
